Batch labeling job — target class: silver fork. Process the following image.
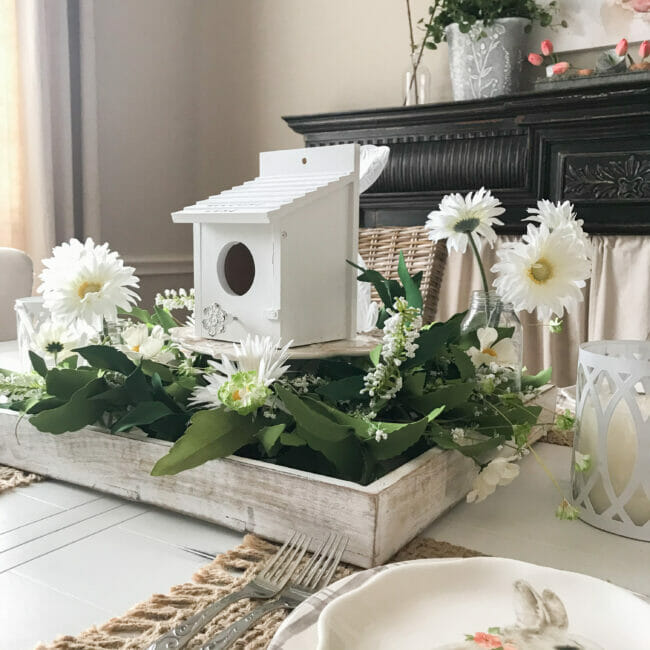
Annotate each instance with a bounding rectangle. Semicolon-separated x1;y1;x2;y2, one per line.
146;532;309;650
199;534;348;650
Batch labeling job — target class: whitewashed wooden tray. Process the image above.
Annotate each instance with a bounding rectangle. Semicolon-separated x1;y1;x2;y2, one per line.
170;326;381;359
0;387;556;568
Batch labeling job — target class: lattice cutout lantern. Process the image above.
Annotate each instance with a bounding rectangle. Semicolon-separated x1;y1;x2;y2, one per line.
572;341;650;541
173;144;359;346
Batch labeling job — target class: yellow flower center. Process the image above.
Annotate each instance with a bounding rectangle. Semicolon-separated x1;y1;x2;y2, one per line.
232;389;242;401
131;344;140;353
77;281;103;299
528;257;553;284
482;347;498;357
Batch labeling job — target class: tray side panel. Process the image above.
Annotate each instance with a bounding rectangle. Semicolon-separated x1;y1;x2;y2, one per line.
0;411;376;566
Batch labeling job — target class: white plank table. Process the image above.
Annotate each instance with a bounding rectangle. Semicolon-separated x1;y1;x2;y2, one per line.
1;341;649;649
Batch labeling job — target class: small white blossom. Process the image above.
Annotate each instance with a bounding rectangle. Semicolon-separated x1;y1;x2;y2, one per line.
372;426;388;442
362;298;422;410
451;427;465;441
466;455;520;503
155;287;195;312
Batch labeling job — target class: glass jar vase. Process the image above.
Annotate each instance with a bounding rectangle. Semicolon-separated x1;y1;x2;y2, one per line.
460;290;523;392
403;53;431;106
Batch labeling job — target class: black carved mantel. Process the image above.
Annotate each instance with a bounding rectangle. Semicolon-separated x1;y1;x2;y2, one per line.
284;78;650;234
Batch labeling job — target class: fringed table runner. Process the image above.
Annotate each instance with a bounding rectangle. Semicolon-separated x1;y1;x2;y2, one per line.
34;534;484;650
0;464;40;493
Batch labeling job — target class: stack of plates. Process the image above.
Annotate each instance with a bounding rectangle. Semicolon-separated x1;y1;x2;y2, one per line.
269;557;649;650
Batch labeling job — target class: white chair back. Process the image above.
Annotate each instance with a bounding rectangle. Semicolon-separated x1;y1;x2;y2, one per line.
0;248;34;341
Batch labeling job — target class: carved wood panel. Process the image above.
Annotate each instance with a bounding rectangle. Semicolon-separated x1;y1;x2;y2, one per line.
563;154;650;200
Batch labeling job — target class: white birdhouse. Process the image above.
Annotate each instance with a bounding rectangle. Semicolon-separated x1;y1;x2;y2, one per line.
172;144;360;347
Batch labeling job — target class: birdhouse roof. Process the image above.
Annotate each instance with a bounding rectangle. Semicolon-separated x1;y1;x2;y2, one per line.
172;144;358;224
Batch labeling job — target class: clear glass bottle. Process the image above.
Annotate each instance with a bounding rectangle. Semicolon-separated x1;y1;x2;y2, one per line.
461;290;523;392
403;52;432;106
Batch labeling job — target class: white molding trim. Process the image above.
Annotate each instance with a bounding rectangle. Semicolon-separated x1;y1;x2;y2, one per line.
124;254;193;276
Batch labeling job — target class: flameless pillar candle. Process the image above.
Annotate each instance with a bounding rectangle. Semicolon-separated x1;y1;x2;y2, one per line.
573;341;650;540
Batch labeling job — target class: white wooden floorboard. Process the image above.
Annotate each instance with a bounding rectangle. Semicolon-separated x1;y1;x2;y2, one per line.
14;526;211;613
0;496;125;553
17;480;102;509
0;492;63;534
119;507;243;556
0;502;145;572
0;570;111;650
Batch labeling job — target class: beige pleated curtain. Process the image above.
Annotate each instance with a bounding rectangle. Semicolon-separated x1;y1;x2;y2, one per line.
0;0;76;275
437;234;650;387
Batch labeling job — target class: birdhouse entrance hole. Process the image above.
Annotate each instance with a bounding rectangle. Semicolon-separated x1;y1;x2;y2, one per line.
218;242;255;296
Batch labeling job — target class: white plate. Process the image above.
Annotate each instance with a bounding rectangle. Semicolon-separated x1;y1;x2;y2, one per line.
269;558;650;650
316;557;650;650
268;560;443;650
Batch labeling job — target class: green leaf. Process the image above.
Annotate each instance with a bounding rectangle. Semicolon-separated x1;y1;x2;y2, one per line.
26;397;65;414
110;401;173;434
429;432;505;458
367;415;432;461
449;345;475;380
119;305;153;325
275;386;355;442
30;378;107;434
45;368;98;400
151;372;184;413
405;382;475;416
315;375;365;402
369;344;382;367
397;251;423;310
152;306;177;333
294;424;363;481
300;394;369;438
75;345;136;375
151;408;259;476
147;412;189;441
280;432;306;447
522;368;552;389
141;359;174;383
349;264;392;307
29;351;48;378
402;372;426;397
403;317;460;369
259;424;286;455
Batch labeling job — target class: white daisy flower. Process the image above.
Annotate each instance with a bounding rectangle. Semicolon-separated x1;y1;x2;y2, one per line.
491;224;592;321
118;323;174;364
39;238;139;328
190;335;292;413
425;187;505;253
524;200;592;259
31;319;85;365
467;327;518;369
466;455;520;503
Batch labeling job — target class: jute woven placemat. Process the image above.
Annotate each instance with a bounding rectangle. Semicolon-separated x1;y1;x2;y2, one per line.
0;464;41;493
34;534;484;650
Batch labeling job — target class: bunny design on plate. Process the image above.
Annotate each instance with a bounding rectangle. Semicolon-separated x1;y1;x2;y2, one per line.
435;580;603;650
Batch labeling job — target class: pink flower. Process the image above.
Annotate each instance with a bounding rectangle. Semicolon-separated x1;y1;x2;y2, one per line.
552;61;570;75
541;40;553;56
640;40;650;59
528;52;544;66
631;0;650;12
616;38;628;56
473;632;504;648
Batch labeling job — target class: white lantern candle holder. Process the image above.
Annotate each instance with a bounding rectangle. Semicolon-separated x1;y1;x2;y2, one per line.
572;340;650;541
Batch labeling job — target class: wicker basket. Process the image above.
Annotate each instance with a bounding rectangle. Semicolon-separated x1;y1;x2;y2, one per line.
358;226;448;324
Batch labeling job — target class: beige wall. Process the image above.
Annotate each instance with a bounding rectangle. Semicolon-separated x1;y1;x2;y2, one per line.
83;0;648;306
